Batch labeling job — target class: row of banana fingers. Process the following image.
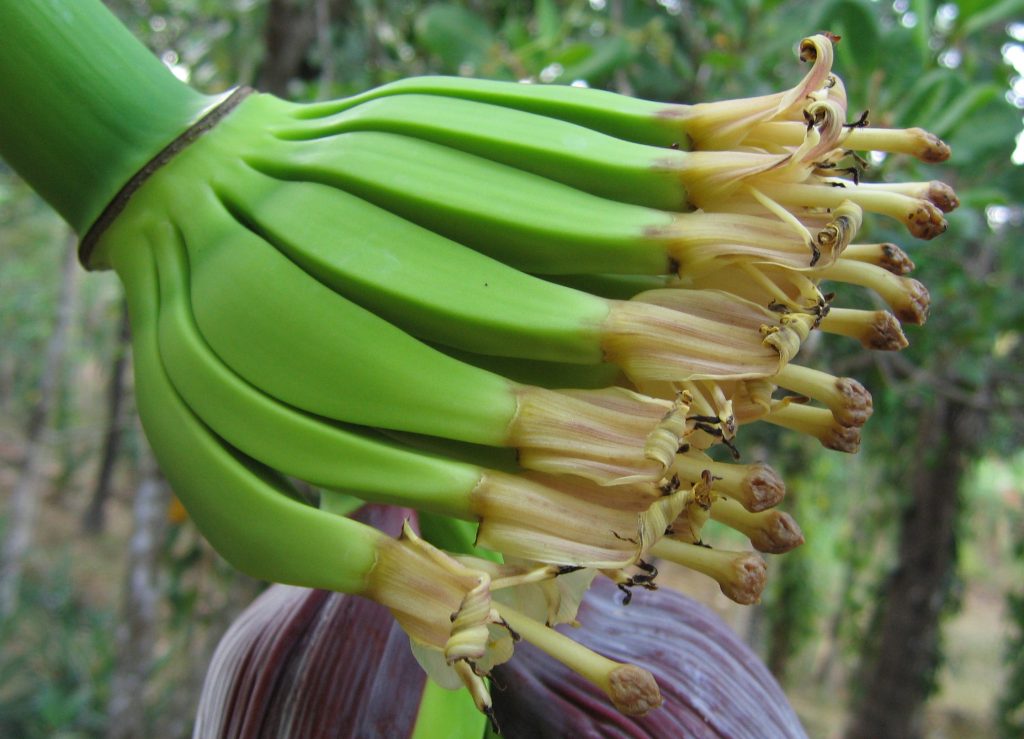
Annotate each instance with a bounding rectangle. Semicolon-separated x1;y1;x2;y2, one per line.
91;33;955;719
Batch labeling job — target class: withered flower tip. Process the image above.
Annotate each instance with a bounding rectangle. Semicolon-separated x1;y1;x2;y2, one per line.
710;499;806;554
651;538;768;605
843;242;916;275
609;665;665;716
674;452;786;513
820;308;909;351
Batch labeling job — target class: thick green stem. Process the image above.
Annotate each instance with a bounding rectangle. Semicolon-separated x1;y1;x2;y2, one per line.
0;0;218;234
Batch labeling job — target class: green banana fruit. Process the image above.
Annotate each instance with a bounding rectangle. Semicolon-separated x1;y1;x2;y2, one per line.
260;129;864;278
274;93;690;211
255;127;676;276
290;35;840;152
213;173;609;364
121;215;690;573
101;115;696;486
212;165;799;374
112;221;380;592
295;73;683;148
149;219;479;504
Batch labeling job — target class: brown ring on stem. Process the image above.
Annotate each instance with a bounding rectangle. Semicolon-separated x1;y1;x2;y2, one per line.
78;86;254;269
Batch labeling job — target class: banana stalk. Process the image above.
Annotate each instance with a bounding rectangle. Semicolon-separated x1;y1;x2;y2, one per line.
0;1;218;233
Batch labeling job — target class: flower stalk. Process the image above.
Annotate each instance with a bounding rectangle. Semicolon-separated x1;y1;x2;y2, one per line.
819;308;909;350
651;538;768;605
763;402;863;453
672;453;786;513
497;603;663;716
709;498;806;554
773;364;874;427
842;243;916;274
819;259;931;324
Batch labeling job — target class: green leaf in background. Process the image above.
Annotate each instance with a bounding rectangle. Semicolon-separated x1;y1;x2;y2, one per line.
410;678;488;739
534;0;561;48
815;0;881;73
958;0;1024;39
555;36;634;86
947;99;1023;164
549;41;593;70
909;0;933;58
930;82;1003;139
414;3;495;74
957;186;1014;209
499;13;530;52
888;68;956;128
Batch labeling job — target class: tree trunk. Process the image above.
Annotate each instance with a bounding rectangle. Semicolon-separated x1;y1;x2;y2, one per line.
0;234;79;617
845;393;977;739
81;301;131;534
762;441;814;685
812;553;857;688
258;0;353;96
257;0;320;95
107;445;170;739
765;551;801;682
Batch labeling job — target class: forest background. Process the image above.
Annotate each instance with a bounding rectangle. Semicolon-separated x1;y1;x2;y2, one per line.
1;0;1022;737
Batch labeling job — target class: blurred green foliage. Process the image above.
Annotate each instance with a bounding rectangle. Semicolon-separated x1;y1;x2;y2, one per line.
0;559;115;737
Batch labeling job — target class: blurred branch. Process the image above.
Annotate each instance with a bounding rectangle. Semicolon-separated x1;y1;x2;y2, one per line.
107;445;169;739
846;391;981;739
257;0;320;95
0;233;78;618
878;350;1024;413
258;0;352;97
314;0;335;100
81;300;131;534
609;0;634;97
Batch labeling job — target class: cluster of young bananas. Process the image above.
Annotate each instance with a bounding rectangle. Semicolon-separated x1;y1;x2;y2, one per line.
86;33;954;721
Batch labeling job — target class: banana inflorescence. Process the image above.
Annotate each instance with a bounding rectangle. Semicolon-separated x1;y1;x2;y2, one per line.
74;31;954;724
